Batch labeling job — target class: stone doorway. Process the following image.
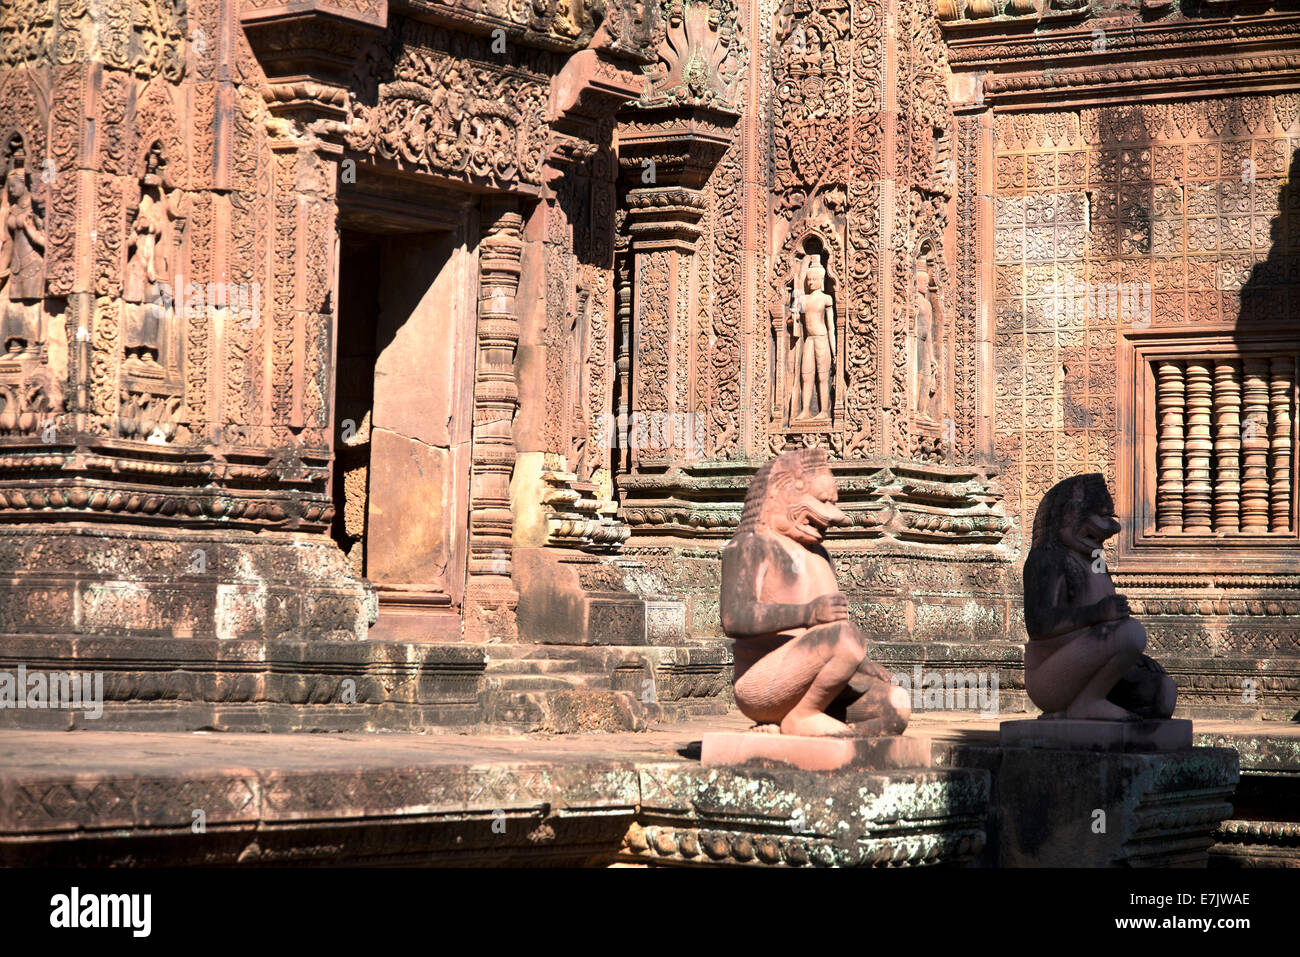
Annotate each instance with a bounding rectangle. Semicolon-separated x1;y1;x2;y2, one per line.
334;187;479;641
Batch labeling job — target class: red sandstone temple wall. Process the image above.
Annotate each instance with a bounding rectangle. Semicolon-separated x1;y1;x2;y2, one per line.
0;0;1294;716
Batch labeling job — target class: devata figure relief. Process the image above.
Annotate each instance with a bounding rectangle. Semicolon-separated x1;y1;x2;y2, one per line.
721;448;910;736
0;150;44;357
1023;474;1177;721
787;253;835;422
123;146;179;371
913;249;944;426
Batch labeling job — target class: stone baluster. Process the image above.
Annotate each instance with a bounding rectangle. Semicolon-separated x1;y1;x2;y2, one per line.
1270;356;1294;532
1240;357;1271;533
1212;359;1241;533
1155;360;1185;531
1182;360;1213;533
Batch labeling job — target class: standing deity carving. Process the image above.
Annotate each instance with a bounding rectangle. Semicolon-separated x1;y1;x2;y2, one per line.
788;253;835;422
913;249;945;426
123;146;181;372
0;148;45;357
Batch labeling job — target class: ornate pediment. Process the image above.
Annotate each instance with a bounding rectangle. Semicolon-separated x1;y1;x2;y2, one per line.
634;0;745;112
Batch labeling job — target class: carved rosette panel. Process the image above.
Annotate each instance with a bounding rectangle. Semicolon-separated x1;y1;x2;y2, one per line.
990;93;1300;536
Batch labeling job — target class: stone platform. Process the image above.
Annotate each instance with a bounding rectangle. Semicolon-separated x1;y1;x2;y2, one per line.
0;635;486;733
0;714;987;867
1;710;1255;867
701;731;931;771
999;718;1193;752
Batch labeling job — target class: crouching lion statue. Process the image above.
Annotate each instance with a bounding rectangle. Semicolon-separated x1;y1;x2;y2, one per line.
1023;473;1177;721
720;448;910;737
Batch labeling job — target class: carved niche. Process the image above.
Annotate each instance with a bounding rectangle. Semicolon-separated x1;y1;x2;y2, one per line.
765;0;881;459
0;137;45;357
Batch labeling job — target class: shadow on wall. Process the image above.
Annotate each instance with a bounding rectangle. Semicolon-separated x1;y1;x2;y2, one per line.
1238;145;1300;329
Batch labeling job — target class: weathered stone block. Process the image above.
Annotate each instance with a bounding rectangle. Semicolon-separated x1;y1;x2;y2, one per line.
946;744;1238;867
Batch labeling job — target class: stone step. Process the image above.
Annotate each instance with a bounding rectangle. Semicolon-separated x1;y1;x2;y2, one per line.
480;689;658;733
482;643;639;660
484;657;590;675
657;699;731;724
485;674;612;693
482;646;650;673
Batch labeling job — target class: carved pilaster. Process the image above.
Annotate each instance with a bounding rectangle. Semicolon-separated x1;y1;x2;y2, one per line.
610;0;741;480
467;200;524;614
623;185;707;471
614;245;633;473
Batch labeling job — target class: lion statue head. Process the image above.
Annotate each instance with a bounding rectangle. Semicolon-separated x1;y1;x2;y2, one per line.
739;447;848;546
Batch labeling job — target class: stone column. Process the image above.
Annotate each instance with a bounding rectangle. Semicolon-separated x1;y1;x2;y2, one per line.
465;200;524;638
1269;355;1294;533
1212;359;1241;533
613;244;634;473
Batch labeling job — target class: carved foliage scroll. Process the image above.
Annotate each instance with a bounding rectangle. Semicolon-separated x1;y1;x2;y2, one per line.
347;16;554;189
